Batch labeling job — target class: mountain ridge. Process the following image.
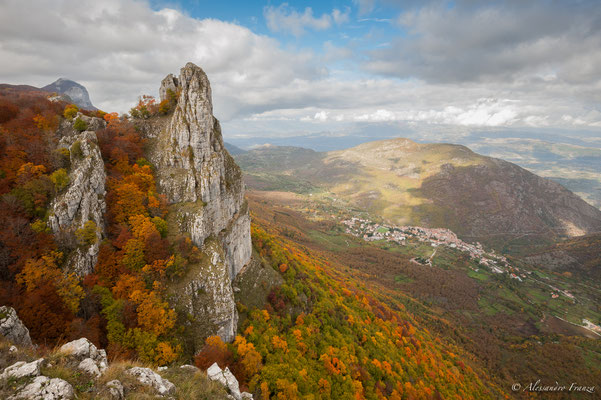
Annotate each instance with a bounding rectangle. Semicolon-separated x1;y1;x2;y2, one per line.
42;78;97;110
235;138;601;252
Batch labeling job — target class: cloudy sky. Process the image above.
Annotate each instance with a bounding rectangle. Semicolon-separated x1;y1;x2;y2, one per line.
1;0;601;145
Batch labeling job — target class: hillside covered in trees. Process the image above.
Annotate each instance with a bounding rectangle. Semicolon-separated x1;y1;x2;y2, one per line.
3;66;600;399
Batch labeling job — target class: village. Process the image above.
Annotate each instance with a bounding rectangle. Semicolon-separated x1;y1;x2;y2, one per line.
341;217;511;268
339;217;584;304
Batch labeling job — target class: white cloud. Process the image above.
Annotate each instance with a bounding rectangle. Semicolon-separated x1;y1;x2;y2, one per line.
0;0;323;117
0;0;600;140
264;4;349;36
332;8;351;25
367;1;601;86
314;111;329;121
355;109;397;122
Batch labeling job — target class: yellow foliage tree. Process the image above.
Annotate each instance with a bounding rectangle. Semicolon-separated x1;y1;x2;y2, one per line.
17;251;84;314
130;290;176;336
155;342;180;365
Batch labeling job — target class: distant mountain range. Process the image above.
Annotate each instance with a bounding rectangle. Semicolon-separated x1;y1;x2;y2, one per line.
224;142;246;155
235;139;601;254
41;78;97;110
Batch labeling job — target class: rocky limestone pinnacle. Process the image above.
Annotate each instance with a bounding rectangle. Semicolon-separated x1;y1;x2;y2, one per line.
148;62;252;344
48;114;107;276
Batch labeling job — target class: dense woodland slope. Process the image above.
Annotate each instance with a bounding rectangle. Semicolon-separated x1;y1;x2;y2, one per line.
0;70;515;399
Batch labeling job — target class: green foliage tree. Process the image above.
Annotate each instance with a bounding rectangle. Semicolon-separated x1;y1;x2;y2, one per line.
73;117;88;132
70;141;83;159
63;104;79;119
76;220;99;246
50;168;70;191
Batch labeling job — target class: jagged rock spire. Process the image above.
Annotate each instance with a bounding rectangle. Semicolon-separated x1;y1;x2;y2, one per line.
148;62;252;345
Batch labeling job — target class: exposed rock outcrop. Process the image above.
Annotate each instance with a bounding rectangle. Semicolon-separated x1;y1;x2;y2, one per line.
207;362;253;400
0;306;32;347
59;338;108;376
0;336;239;399
147;63;252;345
42;78;97;110
126;367;176;396
99;380;124;400
8;376;74;400
48;118;106;276
159;74;178;103
168;238;238;347
0;359;43;380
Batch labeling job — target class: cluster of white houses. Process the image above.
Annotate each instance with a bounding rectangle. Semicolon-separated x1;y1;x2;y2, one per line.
344;218;534;277
341;217;582;301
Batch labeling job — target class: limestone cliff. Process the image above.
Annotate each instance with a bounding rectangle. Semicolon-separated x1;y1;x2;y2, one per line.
48;113;107;276
146;63;252;345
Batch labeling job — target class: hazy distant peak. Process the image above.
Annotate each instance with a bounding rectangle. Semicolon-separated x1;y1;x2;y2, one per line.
42;78;97;110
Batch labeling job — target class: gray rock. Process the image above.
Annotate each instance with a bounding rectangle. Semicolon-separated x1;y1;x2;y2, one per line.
74;112;106;131
8;376;74;400
170;239;238;345
98;380;124;400
159;74;178;103
42;78;97;110
48;129;106;276
77;358;100;377
0;306;32;346
151;63;251;277
150;63;252;346
179;364;199;373
59;338;107;374
206;363;227;387
222;367;241;400
126;367;176;396
206;362;245;400
0;359;43;380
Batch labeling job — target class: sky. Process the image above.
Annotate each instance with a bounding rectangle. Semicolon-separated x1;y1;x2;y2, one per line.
1;0;601;147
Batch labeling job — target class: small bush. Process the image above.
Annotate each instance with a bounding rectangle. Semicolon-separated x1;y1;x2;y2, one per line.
30;219;50;233
151;217;168;238
158;99;171;115
76;220;99;246
136;158;152;167
73;118;88;132
53;148;71;169
70;141;83;159
63;104;79;119
50;168;70;191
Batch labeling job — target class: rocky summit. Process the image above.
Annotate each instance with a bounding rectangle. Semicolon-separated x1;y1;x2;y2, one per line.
42;78;97;110
146;63;252;345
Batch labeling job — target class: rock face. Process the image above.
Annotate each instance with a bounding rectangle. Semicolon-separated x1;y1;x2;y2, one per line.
159;74;178;103
42;78;97;110
48;118;107;276
0;306;32;347
147;63;252;345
